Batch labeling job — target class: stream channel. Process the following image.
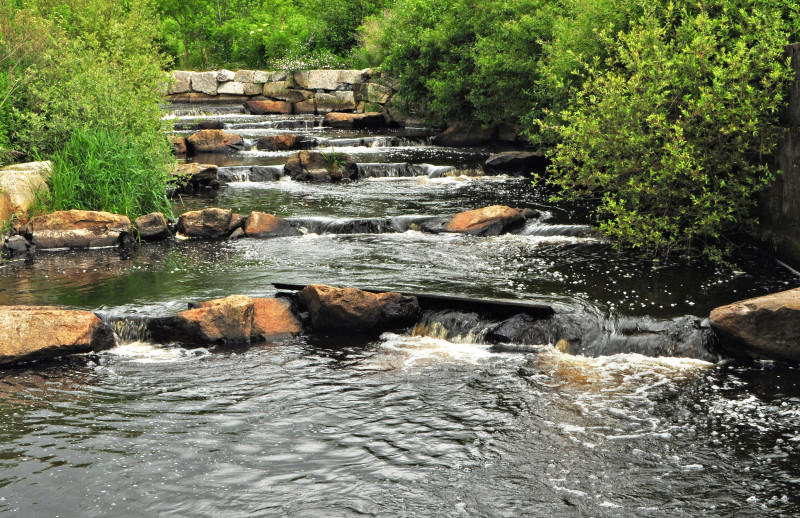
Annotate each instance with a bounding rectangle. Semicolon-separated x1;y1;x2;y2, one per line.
1;106;800;516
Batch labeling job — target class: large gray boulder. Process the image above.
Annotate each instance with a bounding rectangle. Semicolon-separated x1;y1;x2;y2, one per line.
710;288;800;362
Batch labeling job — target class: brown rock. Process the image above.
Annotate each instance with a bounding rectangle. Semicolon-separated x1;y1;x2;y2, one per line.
314;92;356;113
186;129;244;153
252;298;302;340
710;288;800;362
297;284;420;331
134;212;171;241
173;163;218;185
149;295;255;346
445;205;526;236
283;151;358;182
168;136;187;155
256;134;304;151
322;112;387;129
263;82;310;103
244;100;292;115
294;99;316;114
484;151;548;177
177;208;234;239
0;306;115;365
25;210;132;249
244;212;301;238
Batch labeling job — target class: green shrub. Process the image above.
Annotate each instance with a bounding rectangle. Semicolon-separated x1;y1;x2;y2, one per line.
40;129;174;220
546;0;797;261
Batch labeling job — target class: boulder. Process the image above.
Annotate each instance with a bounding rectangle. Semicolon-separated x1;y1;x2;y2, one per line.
197;120;225;130
168;136;187;156
314;92;356;113
263;82;308;103
0;306;115;365
710;288;800;362
256;134;306;151
217;69;235;82
24;210;131;249
250;166;285;181
147;295;302;346
322;112;387;129
217;81;245;95
431;121;495;147
0;161;51;222
244;100;292;115
191;71;218;95
177;208;241;239
186;130;244;153
283;150;358;182
234;70;256;83
305;70;342;90
294;99;316;114
244;212;302;238
253;71;268;83
171;71;192;94
134;212;171;241
445;205;526;236
1;235;33;258
484;151;549;177
298;284;420;332
354;83;392;104
172;163;219;193
243;82;262;96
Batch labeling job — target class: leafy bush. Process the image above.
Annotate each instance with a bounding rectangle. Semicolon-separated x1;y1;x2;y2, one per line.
40;129;174;220
546;0;797;260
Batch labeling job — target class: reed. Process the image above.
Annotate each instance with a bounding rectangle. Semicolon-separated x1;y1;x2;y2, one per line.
40;129;174;220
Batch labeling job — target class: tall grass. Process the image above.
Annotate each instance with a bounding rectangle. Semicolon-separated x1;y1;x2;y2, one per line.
41;129;174;220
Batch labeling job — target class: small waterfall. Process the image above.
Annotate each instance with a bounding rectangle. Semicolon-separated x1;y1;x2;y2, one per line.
227;119;321;131
421;164;455;178
357;162;428;178
111;318;152;345
518;222;595;237
287;215;437;235
411;310;494;344
217;166;253;182
217;165;285;182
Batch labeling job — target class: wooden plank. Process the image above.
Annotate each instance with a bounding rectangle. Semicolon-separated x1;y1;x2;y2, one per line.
272;283;554;320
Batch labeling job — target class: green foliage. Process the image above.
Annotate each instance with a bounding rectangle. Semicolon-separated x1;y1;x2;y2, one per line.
38;129;174;220
321;147;348;178
546;0;798;260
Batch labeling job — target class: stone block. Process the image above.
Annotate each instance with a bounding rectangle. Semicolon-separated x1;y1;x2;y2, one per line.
191;71;218;95
315;91;356;113
217;81;245;95
234;70;256;83
243;82;262;96
218;69;235;82
171;71;192;94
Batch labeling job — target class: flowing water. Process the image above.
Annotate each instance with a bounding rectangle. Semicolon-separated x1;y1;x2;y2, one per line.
1;106;799;516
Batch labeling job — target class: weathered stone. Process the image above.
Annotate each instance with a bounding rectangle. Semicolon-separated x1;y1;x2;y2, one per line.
297;284;420;331
284;151;358;182
322;112;387;129
314;92;356;113
243;82;262;96
253;70;268;83
252;298;303;340
256;134;304;151
173;163;219;190
186;129;244;153
243;100;292;115
217;69;235;82
2;235;33;258
196;119;225;130
354;82;392;104
484;151;549;177
149;295;255;346
168;135;187;156
337;70;365;85
177;208;234;239
445;205;526;236
269;71;288;82
171;71;192;94
250;166;285;182
263;82;310;102
432;121;495;147
0;161;51;222
217;81;245;95
0;306;115;365
134;213;171;241
228;227;245;240
710;288;800;362
191;71;218;95
234;70;256;83
294;99;316;114
306;70;342;90
292;70;311;89
228;213;245;233
147;295;301;346
244;212;301;238
24;210;131;249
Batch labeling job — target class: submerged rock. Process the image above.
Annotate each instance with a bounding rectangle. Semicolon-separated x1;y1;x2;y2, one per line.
284;150;358;182
297;284;420;331
177;208;242;239
710;288;800;362
134;212;171;241
186;129;244;153
256;134;306;151
322;112;387;129
484;151;548;177
147;295;302;346
23;210;131;249
0;306;115;366
244;212;302;238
